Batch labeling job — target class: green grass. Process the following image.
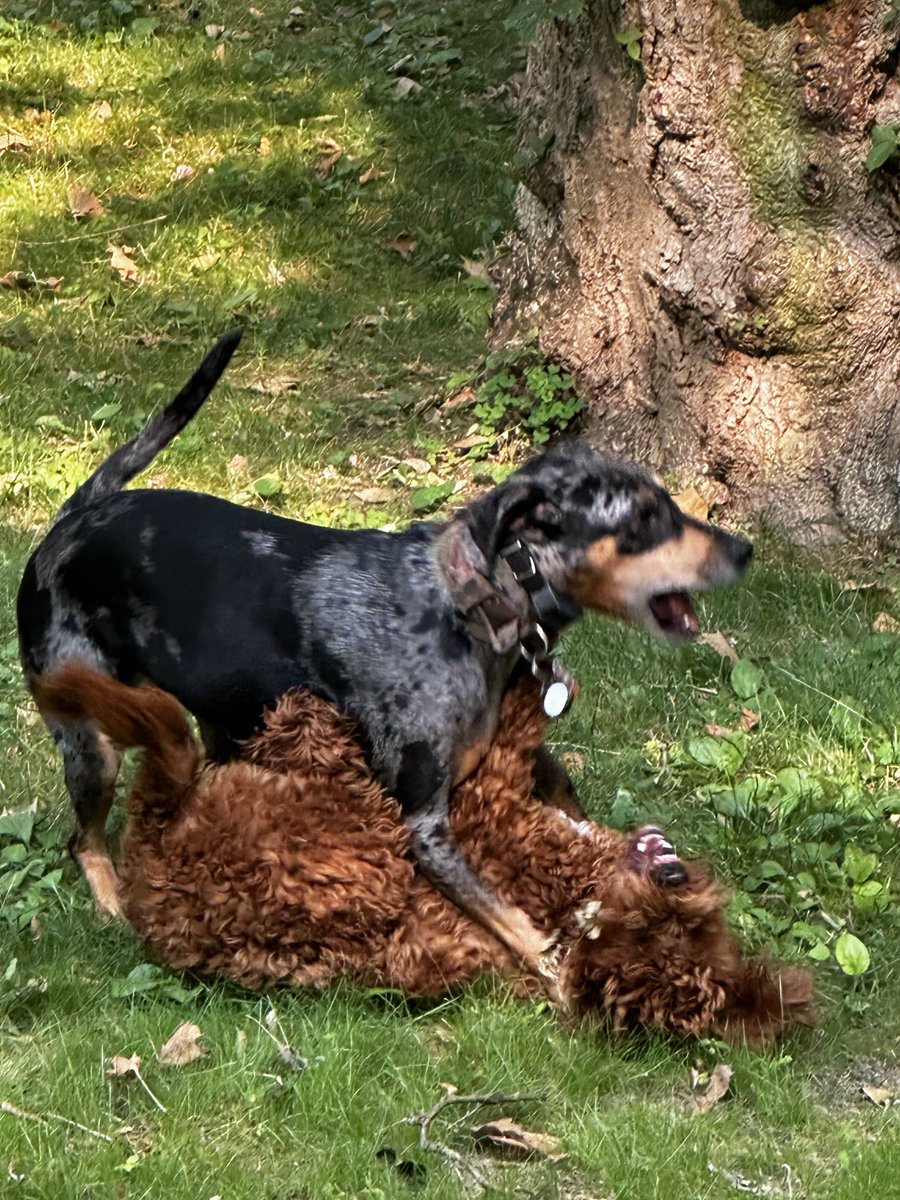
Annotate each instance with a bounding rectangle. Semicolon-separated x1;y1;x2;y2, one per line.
3;3;900;1198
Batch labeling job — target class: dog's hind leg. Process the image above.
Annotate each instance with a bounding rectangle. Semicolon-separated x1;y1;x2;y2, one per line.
51;719;122;917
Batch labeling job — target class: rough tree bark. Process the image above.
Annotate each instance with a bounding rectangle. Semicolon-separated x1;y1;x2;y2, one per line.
493;0;900;541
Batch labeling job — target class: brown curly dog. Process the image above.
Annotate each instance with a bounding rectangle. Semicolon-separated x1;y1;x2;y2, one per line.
37;665;812;1044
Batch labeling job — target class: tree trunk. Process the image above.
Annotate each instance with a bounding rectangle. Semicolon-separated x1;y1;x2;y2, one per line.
493;0;900;541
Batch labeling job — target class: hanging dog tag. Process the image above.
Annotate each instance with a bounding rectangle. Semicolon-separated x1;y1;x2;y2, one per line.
542;678;572;719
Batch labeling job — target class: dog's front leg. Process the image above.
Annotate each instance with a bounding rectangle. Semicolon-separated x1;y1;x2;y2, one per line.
405;795;557;982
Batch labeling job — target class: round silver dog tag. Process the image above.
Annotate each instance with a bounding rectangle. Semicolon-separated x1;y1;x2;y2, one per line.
542;680;571;719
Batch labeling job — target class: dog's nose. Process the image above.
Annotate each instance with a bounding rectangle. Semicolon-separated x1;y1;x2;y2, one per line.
731;536;754;572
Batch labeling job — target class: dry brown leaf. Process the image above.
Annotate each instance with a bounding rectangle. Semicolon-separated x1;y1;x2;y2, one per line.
205;23;224;37
158;1022;206;1067
740;708;761;732
562;750;585;773
873;611;900;634
213;42;226;60
691;1063;733;1114
0;130;30;154
354;487;395;505
461;256;491;284
705;722;732;737
107;1053;142;1078
453;432;490;451
402;457;430;474
191;249;220;272
109;243;139;283
672;484;711;521
358;164;383;185
386;234;419;257
472;1117;566;1161
861;1083;895;1107
68;184;106;219
697;630;739;663
0;270;62;292
314;138;343;181
24;107;52;124
93;100;114;121
258;136;273;158
394;76;422;98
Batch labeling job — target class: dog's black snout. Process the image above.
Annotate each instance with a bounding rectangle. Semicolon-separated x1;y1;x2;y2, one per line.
730;536;753;572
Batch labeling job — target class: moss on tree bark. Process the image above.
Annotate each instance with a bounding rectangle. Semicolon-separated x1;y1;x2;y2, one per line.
494;0;900;540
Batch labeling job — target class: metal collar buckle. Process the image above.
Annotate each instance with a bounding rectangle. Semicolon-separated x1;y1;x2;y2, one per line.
519;621;576;719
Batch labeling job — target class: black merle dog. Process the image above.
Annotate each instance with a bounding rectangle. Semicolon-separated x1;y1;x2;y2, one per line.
18;331;752;974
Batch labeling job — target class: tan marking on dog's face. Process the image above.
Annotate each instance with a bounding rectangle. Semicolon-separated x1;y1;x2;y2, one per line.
567;524;735;638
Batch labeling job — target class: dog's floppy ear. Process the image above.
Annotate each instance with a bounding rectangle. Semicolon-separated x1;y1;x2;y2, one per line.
461;478;551;567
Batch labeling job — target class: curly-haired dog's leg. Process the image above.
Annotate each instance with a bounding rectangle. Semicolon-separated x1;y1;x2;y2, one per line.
628;825;688;887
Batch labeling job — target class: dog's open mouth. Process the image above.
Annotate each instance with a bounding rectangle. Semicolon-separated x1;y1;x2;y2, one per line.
647;591;700;640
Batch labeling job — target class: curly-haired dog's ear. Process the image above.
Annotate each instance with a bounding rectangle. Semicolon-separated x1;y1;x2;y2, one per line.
461;478;551;567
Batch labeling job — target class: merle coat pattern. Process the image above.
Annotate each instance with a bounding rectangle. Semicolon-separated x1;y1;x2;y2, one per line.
18;332;752;971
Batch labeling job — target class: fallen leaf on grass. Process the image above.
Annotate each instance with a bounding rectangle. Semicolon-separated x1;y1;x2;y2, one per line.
402;457;430;474
472;1117;566;1162
861;1083;895;1107
205;23;224;37
394;76;422;98
461;257;491;284
359;164;384;184
92;100;114;121
386;234;419;257
740;708;760;731
158;1022;206;1067
171;164;195;183
314;137;343;180
0;131;30;154
0;271;62;292
705;709;759;737
68;184;106;219
672;485;710;521
704;722;732;737
696;630;738;662
213;42;226;60
107;1053;142;1078
691;1063;733;1114
109;244;140;283
873;611;900;634
24;107;53;124
354;487;395;505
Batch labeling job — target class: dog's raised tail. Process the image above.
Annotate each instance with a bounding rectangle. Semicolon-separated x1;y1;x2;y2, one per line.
56;328;243;523
34;664;199;811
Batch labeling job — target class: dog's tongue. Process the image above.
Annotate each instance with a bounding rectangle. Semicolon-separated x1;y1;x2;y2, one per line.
648;591;700;639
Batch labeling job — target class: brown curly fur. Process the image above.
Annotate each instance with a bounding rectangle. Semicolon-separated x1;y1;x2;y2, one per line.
36;665;813;1043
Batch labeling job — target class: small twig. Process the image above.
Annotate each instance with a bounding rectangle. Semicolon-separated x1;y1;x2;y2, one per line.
129;1065;167;1113
1;1098;114;1143
403;1089;546;1191
19;213;169;247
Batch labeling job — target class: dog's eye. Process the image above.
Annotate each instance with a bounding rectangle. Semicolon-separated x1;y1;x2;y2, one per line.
531;501;562;532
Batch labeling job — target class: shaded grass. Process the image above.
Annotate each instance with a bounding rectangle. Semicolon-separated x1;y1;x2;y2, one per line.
2;3;900;1198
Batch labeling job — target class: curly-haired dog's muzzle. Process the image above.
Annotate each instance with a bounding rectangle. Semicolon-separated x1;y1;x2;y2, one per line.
18;333;752;974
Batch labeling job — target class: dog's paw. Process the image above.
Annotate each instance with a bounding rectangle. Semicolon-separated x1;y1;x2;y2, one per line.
628;825;688;888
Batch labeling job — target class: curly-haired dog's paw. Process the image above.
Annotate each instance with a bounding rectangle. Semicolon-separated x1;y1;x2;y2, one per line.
628;825;688;887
